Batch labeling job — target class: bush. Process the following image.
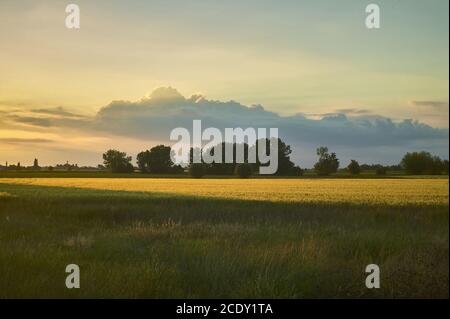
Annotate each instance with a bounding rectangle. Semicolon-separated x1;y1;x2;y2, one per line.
347;160;361;175
189;163;206;178
235;163;252;178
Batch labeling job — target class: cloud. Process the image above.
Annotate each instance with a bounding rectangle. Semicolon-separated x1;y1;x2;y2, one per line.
29;106;87;119
411;100;449;110
93;88;447;146
0;138;53;144
10;116;53;127
6;109;92;128
89;88;448;165
1;87;448;166
334;108;372;115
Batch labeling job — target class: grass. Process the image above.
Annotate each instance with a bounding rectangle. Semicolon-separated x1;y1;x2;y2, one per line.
0;177;448;298
2;170;449;179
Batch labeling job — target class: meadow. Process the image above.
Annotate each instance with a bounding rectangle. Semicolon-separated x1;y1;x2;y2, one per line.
0;177;448;298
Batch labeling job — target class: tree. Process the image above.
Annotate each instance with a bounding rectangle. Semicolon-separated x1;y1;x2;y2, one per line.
347;160;360;175
235;163;252;178
137;145;183;173
291;166;305;176
443;160;449;175
251;138;298;176
102;149;134;173
428;156;443;175
189;163;205;178
401;151;444;175
375;165;387;175
314;146;339;176
147;145;174;173
275;139;298;176
136;150;150;172
33;158;40;170
205;142;247;175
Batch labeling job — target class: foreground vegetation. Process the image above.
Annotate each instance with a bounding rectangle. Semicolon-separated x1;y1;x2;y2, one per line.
0;178;448;298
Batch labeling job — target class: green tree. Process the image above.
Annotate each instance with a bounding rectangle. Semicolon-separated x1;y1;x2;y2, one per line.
252;138;297;176
347;160;360;175
401;151;444;175
314;146;339;176
375;165;387;175
137;145;182;173
189;163;206;178
443;160;449;175
33;158;40;170
136;150;150;172
205;142;247;175
235;163;252;178
291;166;305;176
102;149;134;173
147;145;174;173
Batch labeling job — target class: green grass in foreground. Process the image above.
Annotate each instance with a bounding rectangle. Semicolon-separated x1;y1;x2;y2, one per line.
0;182;448;298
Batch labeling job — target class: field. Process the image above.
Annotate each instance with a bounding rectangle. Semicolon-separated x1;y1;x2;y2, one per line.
0;177;448;298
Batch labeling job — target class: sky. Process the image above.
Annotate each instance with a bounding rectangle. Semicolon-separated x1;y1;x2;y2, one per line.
0;0;448;167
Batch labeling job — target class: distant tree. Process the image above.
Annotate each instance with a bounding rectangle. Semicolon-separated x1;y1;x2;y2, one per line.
204;142;246;175
314;146;339;176
428;156;443;175
251;138;298;176
170;164;185;174
375;165;387;175
291;166;305;176
443;160;449;175
137;145;180;173
273;139;296;175
388;164;402;171
148;145;173;173
187;147;206;178
235;163;252;178
136;150;151;173
33;158;40;170
401;151;444;175
48;166;54;172
189;163;205;178
347;160;360;175
102;149;134;173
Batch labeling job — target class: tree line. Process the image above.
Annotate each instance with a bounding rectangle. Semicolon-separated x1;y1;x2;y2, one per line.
101;140;449;177
103;138;302;177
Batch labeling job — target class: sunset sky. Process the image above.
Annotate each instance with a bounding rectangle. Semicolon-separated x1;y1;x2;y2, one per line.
0;0;448;167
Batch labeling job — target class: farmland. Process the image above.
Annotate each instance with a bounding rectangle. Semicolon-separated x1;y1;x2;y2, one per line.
0;177;448;298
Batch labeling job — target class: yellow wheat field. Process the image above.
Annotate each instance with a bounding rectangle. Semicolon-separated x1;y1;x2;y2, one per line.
1;178;448;206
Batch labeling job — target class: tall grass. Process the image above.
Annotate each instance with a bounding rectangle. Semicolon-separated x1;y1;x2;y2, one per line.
0;179;448;298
